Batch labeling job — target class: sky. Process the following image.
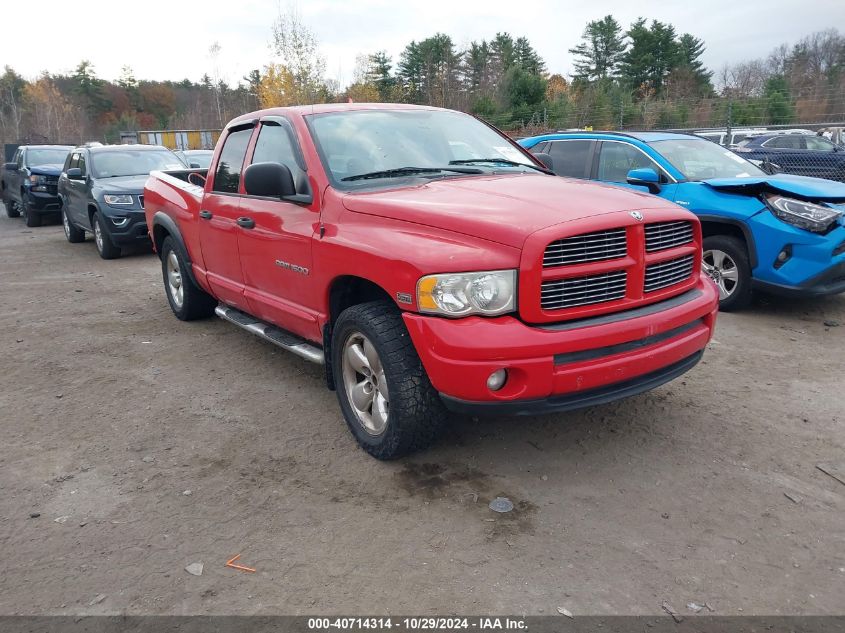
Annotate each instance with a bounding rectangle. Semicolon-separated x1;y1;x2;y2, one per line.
2;0;844;88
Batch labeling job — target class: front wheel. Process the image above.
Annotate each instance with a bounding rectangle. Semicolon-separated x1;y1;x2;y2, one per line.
160;236;216;320
703;235;752;311
5;199;20;218
92;212;121;259
331;300;448;460
62;208;85;243
21;196;41;227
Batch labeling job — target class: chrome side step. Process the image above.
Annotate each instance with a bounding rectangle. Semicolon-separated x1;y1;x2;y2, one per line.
215;304;325;365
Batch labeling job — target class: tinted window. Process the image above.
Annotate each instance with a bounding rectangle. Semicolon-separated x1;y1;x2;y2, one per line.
764;136;801;149
78;153;87;177
68;153;80;170
597;142;654;182
804;136;836;151
547;140;592;178
212;128;252;193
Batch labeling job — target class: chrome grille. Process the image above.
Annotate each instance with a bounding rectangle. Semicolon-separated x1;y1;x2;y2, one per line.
645;220;693;252
543;228;627;267
644;255;694;293
541;270;627;310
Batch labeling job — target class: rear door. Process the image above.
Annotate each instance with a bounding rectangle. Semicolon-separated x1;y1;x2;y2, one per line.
198;124;254;310
543;139;596;179
237;116;320;340
802;135;844;180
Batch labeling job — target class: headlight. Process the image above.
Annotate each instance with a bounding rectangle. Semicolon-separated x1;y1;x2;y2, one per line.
29;175;47;185
765;194;842;233
417;270;517;317
104;194;134;205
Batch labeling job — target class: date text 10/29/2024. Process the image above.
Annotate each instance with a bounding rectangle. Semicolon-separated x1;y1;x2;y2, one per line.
307;618;527;631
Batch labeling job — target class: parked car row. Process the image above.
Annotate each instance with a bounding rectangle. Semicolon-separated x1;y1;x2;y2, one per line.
3;105;844;460
518;130;845;311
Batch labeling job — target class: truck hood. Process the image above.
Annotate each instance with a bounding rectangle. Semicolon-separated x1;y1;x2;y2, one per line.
94;174;149;194
341;174;674;248
703;174;845;202
29;164;63;176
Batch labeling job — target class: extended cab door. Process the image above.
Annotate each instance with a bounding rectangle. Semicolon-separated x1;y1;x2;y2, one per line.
198;124;254;310
236;116;320;340
543;139;595;180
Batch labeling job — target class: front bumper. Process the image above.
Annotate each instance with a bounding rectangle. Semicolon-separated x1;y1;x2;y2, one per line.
403;274;719;413
749;211;845;297
26;190;61;213
101;210;150;245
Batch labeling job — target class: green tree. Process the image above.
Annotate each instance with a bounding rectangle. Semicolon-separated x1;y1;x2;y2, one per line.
619;19;680;95
676;34;713;93
569;15;626;81
71;60;112;118
366;51;396;100
513;37;546;75
764;75;794;123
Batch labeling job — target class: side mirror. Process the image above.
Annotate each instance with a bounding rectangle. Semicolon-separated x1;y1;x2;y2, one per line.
243;162;296;198
626;167;661;193
532;152;554;172
4;162;18;172
66;168;83;180
190;162;201;169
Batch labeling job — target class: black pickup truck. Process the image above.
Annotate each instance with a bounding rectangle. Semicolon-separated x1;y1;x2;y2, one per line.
2;145;74;226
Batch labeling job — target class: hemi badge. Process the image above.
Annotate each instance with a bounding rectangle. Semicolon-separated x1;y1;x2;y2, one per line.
396;292;413;304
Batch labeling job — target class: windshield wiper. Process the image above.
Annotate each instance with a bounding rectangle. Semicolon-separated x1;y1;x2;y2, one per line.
341;166;482;182
449;158;553;174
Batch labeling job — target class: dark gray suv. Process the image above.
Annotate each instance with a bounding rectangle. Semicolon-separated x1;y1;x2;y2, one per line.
58;144;185;259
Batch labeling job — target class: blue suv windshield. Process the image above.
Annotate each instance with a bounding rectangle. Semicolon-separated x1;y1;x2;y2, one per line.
651;139;765;181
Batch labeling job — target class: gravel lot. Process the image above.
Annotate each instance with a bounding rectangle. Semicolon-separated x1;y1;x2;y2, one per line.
0;208;843;616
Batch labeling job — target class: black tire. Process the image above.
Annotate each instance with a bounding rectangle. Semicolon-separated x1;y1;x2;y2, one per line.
703;235;752;311
92;212;121;259
62;208;85;243
160;236;216;320
21;195;41;227
331;300;448;460
5;199;20;218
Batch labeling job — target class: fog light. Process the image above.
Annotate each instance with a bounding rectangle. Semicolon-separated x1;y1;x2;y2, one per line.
774;245;792;269
487;368;508;391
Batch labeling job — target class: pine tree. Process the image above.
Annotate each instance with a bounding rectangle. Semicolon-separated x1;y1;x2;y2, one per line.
569;15;626;81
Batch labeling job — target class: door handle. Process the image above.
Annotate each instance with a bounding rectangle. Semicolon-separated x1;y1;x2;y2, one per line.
199;210;212;219
236;216;255;229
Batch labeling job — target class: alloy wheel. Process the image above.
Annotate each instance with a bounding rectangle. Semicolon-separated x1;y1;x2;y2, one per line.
341;331;389;435
166;251;184;308
93;218;103;253
703;248;739;300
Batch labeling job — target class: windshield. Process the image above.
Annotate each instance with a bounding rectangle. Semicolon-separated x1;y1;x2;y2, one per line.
185;151;213;169
308;109;536;184
26;148;69;167
651;139;765;180
90;150;186;178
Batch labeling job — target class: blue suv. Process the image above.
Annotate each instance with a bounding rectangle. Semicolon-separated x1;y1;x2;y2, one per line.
519;131;845;310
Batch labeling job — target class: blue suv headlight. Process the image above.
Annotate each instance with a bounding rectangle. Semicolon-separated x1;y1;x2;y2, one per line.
765;194;842;233
104;194;134;206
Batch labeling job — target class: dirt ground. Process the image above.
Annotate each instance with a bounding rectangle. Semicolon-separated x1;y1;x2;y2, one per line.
0;207;843;617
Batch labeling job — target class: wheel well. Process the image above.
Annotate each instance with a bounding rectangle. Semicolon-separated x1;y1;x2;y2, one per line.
87;204;98;225
700;220;756;268
328;276;393;325
152;224;170;256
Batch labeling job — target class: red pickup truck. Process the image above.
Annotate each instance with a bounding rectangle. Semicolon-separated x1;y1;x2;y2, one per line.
144;103;719;459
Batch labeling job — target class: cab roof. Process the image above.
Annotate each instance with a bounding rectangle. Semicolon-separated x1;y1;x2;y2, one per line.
226;102;452;129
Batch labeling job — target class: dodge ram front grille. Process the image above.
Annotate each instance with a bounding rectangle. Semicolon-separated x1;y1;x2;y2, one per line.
644;255;695;293
645;220;693;252
541;270;627;309
543;228;627;267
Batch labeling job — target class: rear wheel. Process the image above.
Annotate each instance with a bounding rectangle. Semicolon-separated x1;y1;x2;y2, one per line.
21;195;41;227
703;235;752;311
62;208;85;243
332;300;448;460
160;236;216;320
92;213;121;259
